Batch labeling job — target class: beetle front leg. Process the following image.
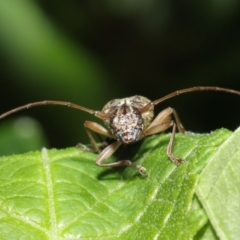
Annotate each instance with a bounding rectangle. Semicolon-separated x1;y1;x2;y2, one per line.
96;141;147;177
171;108;185;133
142;108;173;136
167;122;183;164
78;121;114;152
142;107;185;135
142;107;183;165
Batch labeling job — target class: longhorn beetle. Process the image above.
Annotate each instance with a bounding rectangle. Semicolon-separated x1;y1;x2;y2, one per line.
0;86;240;177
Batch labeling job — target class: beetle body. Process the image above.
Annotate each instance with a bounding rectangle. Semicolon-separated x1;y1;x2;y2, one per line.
1;86;240;176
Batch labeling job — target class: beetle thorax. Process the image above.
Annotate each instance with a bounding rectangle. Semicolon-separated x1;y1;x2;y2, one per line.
110;104;143;143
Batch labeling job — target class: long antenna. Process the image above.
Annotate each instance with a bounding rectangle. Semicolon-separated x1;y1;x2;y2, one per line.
0;101;109;120
1;86;240;119
141;86;240;113
153;86;240;105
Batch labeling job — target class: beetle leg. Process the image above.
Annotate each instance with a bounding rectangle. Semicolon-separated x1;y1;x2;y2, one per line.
142;107;183;164
142;108;173;136
143;107;185;136
167;122;183;164
82;121;114;152
96;141;147;177
81;121;146;176
171;108;185;133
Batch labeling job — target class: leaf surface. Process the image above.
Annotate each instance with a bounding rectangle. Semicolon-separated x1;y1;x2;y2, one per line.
0;129;234;239
197;127;240;240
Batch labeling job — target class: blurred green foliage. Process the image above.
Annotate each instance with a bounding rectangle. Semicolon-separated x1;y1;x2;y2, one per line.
0;0;240;154
0;117;47;155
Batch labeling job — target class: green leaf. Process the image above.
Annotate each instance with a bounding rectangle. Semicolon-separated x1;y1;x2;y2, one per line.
0;128;234;239
197;127;240;240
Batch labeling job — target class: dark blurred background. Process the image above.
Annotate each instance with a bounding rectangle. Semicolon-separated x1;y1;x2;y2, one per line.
0;0;240;154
